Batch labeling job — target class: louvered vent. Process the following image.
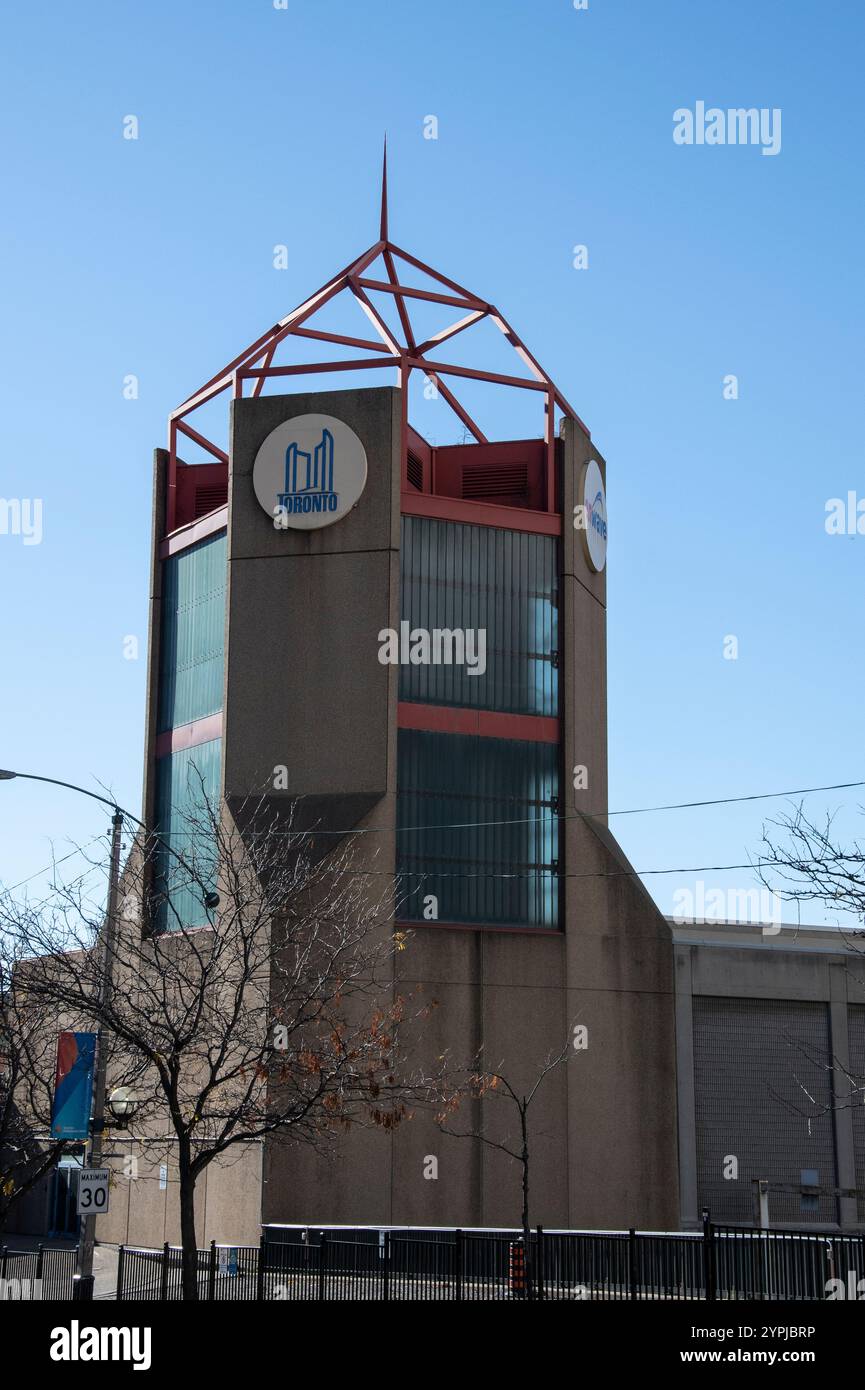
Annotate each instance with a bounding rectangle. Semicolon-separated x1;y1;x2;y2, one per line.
194;484;228;518
406;452;424;491
461;462;529;502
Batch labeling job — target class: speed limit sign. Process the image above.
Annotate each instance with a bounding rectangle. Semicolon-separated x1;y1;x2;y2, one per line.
77;1168;110;1215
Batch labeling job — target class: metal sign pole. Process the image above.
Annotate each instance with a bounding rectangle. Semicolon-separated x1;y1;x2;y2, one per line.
73;809;122;1301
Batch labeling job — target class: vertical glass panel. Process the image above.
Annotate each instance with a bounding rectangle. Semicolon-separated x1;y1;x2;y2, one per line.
397;730;559;929
153;738;221;931
399;517;558;716
158;532;227;732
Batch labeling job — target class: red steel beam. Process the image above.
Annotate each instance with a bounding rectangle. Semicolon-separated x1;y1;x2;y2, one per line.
407;356;548;392
413;309;486;356
175;418;230;465
424;370;488;444
172;242;386;422
544;389;556;512
291;325;389;353
386;241;481;303
347;277;402;355
357;277;485;312
241;356;398;381
383;246;417;351
251;341;276;400
167;419;178;533
172;322;283;417
489;308;586;428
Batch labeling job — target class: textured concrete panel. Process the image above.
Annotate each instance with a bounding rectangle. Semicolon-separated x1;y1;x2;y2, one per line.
229;387;401;560
224;549;392;798
224;387;401;810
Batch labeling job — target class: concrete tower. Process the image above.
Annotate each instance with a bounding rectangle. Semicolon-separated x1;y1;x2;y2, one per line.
138;155;679;1238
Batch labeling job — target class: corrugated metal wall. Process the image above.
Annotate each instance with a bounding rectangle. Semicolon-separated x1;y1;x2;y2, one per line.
158;533;227;732
693;996;837;1224
399;516;558;716
153;738;222;931
397;729;559;929
848;1004;865;1222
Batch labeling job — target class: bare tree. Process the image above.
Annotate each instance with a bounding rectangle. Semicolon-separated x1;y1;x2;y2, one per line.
0;944;70;1231
757;803;865;1125
437;1037;573;1257
2;790;442;1299
758;803;865;929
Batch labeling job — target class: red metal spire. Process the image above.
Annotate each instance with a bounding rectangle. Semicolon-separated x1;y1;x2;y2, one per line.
164;146;587;530
380;135;388;242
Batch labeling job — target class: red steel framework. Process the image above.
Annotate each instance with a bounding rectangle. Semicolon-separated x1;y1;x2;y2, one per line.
164;145;588;534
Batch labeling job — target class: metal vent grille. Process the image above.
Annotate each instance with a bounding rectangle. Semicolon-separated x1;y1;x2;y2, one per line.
406;452;423;491
461;462;529;501
693;996;837;1225
194;484;228;518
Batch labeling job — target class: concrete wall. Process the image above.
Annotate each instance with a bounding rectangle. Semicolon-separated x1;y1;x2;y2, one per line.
226;387;680;1234
98;1142;263;1249
223;387;401;813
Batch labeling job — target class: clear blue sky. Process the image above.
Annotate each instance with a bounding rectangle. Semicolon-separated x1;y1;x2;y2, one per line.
1;0;863;925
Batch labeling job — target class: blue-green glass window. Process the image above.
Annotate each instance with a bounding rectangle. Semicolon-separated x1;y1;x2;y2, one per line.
153;738;221;931
397;730;559;929
158;533;227;732
399;517;559;716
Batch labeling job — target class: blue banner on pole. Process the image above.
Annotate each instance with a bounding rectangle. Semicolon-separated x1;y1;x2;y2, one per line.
50;1031;96;1139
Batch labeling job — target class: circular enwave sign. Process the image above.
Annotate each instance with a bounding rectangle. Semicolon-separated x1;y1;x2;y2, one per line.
252;413;368;530
579;458;607;572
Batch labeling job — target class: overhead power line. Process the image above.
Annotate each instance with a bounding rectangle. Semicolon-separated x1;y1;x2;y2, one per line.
183;776;865;840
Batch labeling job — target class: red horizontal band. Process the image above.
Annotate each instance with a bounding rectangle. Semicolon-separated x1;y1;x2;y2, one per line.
155;712;223;759
395;919;562;937
160;507;228;558
400;492;561;536
397;702;559;743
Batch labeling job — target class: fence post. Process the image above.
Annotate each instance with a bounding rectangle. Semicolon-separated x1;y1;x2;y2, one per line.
455;1228;463;1303
536;1226;545;1301
702;1210;716;1302
256;1235;266;1302
116;1245;125;1301
317;1232;327;1302
382;1230;390;1303
35;1243;44;1283
159;1242;169;1301
208;1240;217;1301
1;1247;7;1284
628;1229;638;1301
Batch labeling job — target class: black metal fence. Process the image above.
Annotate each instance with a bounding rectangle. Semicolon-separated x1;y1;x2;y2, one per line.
114;1223;865;1302
0;1245;77;1300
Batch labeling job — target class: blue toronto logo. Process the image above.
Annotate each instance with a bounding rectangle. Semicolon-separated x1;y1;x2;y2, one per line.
275;427;339;519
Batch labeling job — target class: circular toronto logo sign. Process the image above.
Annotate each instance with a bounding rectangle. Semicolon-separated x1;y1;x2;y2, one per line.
252;413;368;530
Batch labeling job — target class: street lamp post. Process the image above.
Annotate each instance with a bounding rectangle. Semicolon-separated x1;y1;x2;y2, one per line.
74;806;122;1299
0;772;127;1299
0;767;217;1299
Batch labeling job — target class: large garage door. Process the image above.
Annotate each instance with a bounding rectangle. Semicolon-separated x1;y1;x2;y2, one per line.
693;996;837;1224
